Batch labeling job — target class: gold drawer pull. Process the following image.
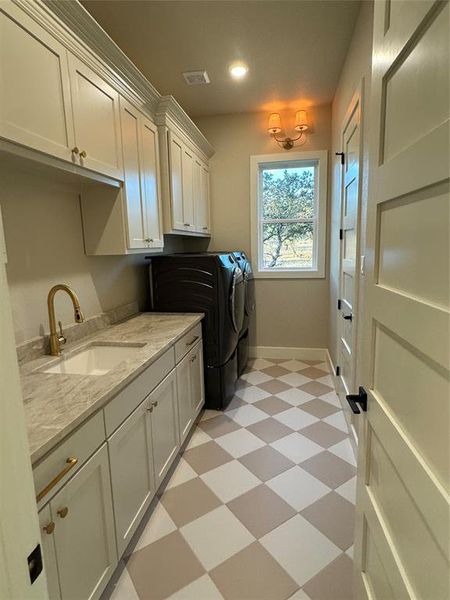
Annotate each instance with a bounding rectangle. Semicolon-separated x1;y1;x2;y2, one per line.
43;521;55;535
36;457;78;503
186;336;199;347
57;506;69;519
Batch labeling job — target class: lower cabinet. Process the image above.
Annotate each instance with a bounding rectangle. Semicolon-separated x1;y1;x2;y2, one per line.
40;444;117;600
149;370;180;487
108;398;155;556
177;342;205;443
38;505;61;600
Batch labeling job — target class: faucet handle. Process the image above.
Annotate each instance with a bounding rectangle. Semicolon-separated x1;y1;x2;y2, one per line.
58;321;67;346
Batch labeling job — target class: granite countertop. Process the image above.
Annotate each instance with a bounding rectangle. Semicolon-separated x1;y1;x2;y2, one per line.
21;312;203;465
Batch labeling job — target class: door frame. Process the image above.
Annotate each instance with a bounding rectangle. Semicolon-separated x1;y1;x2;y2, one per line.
336;80;365;448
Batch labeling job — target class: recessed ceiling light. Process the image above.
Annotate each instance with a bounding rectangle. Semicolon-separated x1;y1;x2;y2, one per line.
229;62;248;80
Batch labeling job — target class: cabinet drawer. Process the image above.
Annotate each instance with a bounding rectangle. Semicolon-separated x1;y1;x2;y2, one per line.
34;410;104;508
104;347;175;436
175;323;202;363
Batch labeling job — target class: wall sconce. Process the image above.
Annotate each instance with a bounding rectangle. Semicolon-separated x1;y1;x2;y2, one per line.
268;110;309;150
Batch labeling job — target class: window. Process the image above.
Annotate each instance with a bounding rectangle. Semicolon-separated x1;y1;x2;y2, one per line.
250;151;327;278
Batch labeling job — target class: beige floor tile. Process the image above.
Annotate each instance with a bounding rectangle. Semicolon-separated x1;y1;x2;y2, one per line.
183;440;233;474
160;477;221;527
239;445;294;482
300;492;355;550
300;366;329;379
185;427;212;449
165;457;198;490
258;379;292;394
317;390;340;407
109;563;139;600
200;409;221;421
224;395;246;412
335;476;357;504
247;418;294;443
201;459;261;503
253;395;292;415
198;414;241;438
127;531;205;600
273;407;319;431
267;466;330;511
323;411;349;433
210;542;299;600
299;381;334;397
261;365;291;377
300;452;356;489
133;502;177;552
180;505;254;571
236;378;251;390
287;590;313;600
299;421;348;448
301;360;323;366
260;515;340;587
300;399;340;419
249;358;275;369
167;574;224;600
227;484;295;538
215;428;265;458
302;554;354;600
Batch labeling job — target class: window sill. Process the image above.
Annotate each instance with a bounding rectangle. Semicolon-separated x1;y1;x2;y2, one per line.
253;269;325;280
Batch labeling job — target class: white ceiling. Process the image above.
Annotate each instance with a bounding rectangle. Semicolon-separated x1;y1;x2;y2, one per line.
81;0;361;118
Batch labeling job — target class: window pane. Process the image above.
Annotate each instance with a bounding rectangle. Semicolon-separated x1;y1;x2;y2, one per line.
262;166;315;220
262;222;314;269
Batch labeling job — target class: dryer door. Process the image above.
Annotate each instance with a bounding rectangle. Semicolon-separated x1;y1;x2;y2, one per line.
243;262;255;317
230;267;245;333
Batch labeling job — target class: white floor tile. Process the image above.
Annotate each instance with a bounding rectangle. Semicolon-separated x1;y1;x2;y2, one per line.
180;505;254;571
278;360;309;372
215;428;265;458
165;458;198;490
277;373;310;387
346;545;354;559
186;428;212;449
320;391;341;407
316;374;334;387
287;590;313;600
328;438;357;466
270;432;323;463
323;411;349;433
316;362;330;373
201;460;260;503
260;514;340;586
110;563;139;600
201;410;221;422
335;476;357;504
240;370;272;385
235;386;272;403
133;502;177;551
226;404;268;426
273;408;319;431
167;574;224;599
276;388;316;407
267;466;330;511
251;358;274;370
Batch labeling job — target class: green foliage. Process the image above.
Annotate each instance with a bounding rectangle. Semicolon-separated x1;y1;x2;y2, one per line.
262;168;314;268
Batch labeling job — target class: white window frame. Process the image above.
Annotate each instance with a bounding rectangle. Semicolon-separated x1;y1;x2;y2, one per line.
250;150;328;279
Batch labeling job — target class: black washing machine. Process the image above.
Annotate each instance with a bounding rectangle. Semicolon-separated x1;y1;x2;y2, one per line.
232;252;255;375
150;253;245;410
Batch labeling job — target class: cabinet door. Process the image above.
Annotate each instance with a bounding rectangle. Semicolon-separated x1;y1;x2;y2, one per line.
108;399;155;557
168;132;185;230
149;371;179;487
181;146;195;230
38;505;61;600
196;164;211;234
0;4;75;161
191;341;205;415
120;98;146;249
192;158;202;232
51;444;117;600
68;54;123;180
140;117;163;248
176;351;194;444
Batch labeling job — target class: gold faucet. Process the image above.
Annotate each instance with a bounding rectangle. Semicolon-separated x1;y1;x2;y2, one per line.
47;284;84;356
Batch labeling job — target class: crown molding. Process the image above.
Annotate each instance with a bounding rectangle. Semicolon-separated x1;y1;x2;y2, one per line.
156;96;215;159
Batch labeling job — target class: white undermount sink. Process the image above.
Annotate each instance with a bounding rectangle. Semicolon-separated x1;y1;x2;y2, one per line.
43;344;145;376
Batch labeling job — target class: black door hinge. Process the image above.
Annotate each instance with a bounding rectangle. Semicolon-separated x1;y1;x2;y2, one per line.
339;229;343;240
335;151;345;165
336;365;340;376
337;299;341;310
346;387;368;414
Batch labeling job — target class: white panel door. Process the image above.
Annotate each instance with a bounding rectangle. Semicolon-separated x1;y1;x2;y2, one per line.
51;444;117;600
176;350;194;444
354;2;449;599
38;506;61;600
0;3;75;162
181;146;195;230
168;132;185;230
337;90;362;446
149;371;180;487
108;399;155;557
140;116;163;248
120;98;146;249
191;342;205;415
68;54;123;180
194;161;211;234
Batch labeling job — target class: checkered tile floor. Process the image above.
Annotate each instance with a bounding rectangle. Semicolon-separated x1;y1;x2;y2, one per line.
108;358;356;600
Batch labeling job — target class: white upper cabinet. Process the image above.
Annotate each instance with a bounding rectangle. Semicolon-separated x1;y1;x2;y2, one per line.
140;116;163;248
0;4;75;162
181;145;195;230
168;131;187;231
195;161;211;234
68;54;123;180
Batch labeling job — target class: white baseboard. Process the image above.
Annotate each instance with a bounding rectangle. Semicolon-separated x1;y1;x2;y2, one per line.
249;346;327;360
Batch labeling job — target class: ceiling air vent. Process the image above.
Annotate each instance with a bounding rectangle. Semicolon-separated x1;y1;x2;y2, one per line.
182;70;210;86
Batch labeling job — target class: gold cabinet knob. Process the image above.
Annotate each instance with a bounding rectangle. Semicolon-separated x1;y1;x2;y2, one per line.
147;404;153;412
57;506;69;519
43;521;55;535
79;150;87;158
71;147;79;155
152;400;158;408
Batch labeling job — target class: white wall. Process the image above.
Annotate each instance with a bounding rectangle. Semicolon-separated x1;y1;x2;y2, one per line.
329;1;374;369
195;105;331;349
